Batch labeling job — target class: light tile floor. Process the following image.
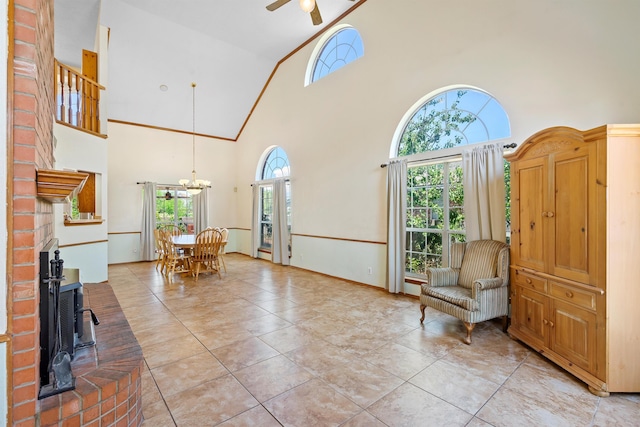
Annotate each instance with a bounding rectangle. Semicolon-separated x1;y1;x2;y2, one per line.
107;254;640;427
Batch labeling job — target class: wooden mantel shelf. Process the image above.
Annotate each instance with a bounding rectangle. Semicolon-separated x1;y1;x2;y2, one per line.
36;169;89;203
64;219;105;226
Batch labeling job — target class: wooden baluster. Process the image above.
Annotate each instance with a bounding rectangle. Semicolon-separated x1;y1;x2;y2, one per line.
73;73;83;127
57;63;65;122
93;83;100;133
80;78;86;130
96;85;101;134
87;81;94;132
67;69;74;126
84;79;92;132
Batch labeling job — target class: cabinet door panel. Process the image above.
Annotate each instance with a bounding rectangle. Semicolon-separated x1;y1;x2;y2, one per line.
513;285;547;349
514;158;547;271
550;299;597;375
550;147;594;283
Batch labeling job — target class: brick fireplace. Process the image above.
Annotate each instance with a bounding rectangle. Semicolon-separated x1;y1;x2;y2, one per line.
8;0;58;424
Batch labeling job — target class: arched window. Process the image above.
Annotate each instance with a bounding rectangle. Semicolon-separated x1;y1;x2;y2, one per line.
262;146;290;180
306;25;363;85
257;146;291;250
393;87;510;275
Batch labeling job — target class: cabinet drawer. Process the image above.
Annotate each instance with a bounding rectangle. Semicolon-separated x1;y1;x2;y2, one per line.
513;269;547;293
549;282;596;311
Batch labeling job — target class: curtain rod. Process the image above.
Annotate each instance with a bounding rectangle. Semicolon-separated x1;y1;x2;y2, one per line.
136;181;211;189
380;143;517;168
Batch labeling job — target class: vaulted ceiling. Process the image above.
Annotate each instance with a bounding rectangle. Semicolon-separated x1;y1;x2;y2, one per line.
54;0;363;139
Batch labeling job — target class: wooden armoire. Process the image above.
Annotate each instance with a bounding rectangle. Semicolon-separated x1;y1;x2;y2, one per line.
505;124;640;396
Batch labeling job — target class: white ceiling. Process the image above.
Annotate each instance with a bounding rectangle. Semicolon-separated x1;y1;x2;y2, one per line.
54;0;362;139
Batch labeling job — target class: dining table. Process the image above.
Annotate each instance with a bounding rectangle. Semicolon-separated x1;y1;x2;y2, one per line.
172;234;196;250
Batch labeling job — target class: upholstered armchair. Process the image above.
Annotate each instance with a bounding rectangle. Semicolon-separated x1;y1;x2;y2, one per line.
419;239;510;344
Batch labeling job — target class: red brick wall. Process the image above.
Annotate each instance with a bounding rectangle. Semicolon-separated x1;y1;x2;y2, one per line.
9;0;56;425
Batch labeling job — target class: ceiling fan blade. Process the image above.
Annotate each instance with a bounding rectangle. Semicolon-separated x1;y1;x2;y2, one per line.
310;3;322;25
266;0;291;11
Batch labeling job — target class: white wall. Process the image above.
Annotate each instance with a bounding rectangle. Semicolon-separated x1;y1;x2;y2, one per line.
53;124;109;283
293;235;387;286
106;123;238;262
107;1;640;291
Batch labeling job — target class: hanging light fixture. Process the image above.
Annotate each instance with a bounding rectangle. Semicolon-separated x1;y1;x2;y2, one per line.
299;0;315;13
179;82;210;195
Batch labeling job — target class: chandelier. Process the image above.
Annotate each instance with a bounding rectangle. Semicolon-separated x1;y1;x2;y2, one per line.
179;82;210;195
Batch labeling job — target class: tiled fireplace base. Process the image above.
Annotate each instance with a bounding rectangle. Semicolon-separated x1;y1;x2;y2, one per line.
38;283;144;426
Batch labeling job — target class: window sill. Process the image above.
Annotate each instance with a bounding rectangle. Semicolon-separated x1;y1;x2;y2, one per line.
64;219;105;226
405;276;427;286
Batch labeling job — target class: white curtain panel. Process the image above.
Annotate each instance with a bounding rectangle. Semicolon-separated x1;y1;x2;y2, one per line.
251;183;261;258
140;182;157;261
386;160;407;294
193;188;209;235
462;142;506;242
272;179;290;265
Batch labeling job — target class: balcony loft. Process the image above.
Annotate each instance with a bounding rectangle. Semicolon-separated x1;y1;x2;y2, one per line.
55;57;107;139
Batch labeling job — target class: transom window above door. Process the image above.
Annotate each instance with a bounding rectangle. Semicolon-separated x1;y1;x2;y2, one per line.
262;146;290;179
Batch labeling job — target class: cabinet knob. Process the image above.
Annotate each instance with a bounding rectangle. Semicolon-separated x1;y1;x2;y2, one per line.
549;321;555;328
566;291;573;298
547;211;555;218
526;278;532;284
543;319;549;325
542;212;548;217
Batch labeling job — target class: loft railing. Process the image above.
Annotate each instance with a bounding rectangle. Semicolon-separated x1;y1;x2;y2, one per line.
54;59;106;136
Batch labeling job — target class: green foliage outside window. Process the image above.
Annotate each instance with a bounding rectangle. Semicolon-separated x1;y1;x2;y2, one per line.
405;162;465;274
398;91;476;155
70;196;80;219
156;189;192;232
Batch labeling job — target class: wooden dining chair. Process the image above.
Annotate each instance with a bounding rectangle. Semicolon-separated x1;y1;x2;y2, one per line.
161;224;183;236
162;229;191;280
153;229;166;272
191;228;223;281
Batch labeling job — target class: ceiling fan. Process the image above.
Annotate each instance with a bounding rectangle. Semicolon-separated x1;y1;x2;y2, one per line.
266;0;356;26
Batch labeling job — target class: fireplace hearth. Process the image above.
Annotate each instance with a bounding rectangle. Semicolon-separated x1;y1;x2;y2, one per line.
38;283;144;426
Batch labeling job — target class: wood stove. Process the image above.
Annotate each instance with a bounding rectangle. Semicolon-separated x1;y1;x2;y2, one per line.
38;239;99;399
